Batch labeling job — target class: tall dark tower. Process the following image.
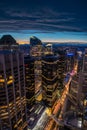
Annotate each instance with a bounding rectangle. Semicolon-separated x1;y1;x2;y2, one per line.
30;36;42;93
0;35;27;130
0;35;19;50
66;52;75;73
24;55;35;109
42;54;58;107
58;50;66;90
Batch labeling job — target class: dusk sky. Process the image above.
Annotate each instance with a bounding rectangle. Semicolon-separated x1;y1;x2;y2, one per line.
0;0;87;44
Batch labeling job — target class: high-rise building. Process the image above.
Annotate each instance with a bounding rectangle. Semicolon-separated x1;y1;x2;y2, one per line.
43;43;53;55
0;35;19;51
64;74;79;113
66;52;75;73
77;51;83;73
78;49;87;127
30;36;42;57
58;50;66;90
30;36;42;93
0;35;27;130
62;48;87;129
78;49;87;106
42;54;58;107
69;74;79;101
24;55;35;109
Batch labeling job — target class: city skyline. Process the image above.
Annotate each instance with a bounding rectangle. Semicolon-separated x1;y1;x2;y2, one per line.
0;34;87;129
0;0;87;44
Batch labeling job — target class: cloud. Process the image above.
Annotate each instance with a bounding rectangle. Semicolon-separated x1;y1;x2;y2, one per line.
5;8;70;19
0;7;87;33
0;20;85;34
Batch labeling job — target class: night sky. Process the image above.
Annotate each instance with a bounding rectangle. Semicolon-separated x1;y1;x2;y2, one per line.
0;0;87;44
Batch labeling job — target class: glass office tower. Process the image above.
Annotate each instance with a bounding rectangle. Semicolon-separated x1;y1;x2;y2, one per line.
24;55;35;109
30;36;42;93
0;35;27;130
42;54;58;107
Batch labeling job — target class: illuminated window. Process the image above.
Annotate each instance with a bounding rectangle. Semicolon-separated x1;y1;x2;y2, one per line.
7;80;13;84
0;79;5;82
9;76;13;79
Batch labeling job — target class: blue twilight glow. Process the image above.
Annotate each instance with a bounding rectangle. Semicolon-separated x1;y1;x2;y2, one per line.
0;0;87;44
0;30;87;44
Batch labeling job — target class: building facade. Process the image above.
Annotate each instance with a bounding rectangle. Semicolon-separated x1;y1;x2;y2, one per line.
0;35;27;130
42;54;58;107
24;55;35;109
66;52;75;73
58;50;66;90
30;36;42;93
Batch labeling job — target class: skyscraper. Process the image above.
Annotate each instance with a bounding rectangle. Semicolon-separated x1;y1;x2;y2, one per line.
62;48;87;129
0;35;27;130
42;54;58;107
58;50;66;90
63;73;79;113
78;49;87;106
24;55;35;109
30;36;42;57
78;49;87;127
43;43;53;55
0;35;19;51
30;36;42;93
66;52;75;73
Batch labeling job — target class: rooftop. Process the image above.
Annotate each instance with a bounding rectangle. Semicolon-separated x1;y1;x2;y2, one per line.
0;35;18;45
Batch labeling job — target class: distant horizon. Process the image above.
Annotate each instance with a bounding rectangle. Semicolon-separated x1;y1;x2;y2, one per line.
19;41;87;45
0;0;87;44
0;32;87;44
13;37;87;44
